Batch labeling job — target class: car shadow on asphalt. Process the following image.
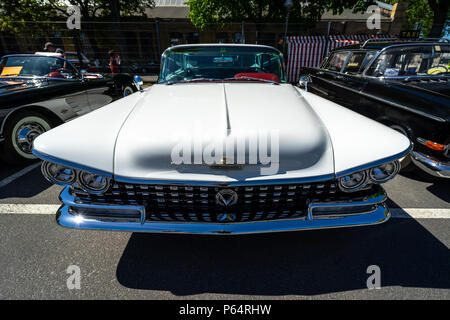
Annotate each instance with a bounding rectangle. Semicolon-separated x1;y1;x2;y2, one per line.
399;170;450;204
0;161;54;200
116;216;450;296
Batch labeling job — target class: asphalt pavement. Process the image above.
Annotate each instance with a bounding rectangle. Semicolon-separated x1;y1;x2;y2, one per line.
0;159;449;299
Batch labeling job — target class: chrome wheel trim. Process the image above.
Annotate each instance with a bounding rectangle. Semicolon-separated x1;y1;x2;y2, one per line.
123;86;134;97
12;116;51;159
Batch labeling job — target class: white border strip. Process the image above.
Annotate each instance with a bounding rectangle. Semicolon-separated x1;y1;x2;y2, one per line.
0;205;448;218
0;162;41;189
390;208;450;219
0;204;60;214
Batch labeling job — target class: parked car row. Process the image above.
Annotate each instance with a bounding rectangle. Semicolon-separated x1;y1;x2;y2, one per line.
0;53;142;163
298;40;449;178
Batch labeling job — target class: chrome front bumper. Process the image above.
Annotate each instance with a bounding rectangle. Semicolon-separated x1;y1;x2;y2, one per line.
56;185;390;235
410;151;450;178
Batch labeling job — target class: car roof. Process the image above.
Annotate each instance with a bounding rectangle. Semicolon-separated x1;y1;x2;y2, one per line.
331;40;450;52
165;43;282;54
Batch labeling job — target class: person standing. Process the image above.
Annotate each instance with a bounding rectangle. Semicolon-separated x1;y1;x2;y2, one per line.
44;42;65;55
109;50;121;74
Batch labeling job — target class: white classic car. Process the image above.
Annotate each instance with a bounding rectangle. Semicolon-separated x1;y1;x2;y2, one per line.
32;44;411;235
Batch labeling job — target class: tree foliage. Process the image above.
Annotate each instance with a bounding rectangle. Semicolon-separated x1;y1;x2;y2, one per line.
0;0;155;32
45;0;154;20
0;0;59;33
386;0;449;37
186;0;372;29
386;0;433;36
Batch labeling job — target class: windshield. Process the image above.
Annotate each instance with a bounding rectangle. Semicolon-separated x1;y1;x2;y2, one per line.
367;45;450;77
158;46;286;83
0;56;79;79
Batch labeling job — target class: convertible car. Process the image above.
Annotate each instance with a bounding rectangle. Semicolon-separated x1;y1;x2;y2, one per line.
32;44;411;235
0;53;140;163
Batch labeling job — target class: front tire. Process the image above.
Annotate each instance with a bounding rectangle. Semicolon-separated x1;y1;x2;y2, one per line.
122;85;135;97
1;111;52;164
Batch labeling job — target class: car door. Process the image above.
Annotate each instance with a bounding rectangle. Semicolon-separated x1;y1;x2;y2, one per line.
329;51;375;110
43;60;91;119
308;51;350;100
84;75;114;111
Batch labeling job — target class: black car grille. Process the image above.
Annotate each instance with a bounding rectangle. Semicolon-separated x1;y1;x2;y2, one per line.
71;181;339;223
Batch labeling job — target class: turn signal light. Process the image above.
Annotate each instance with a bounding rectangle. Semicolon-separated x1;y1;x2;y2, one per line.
417;137;446;151
424;141;445;151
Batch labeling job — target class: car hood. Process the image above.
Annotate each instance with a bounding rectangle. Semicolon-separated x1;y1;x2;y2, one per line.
33;83;411;184
113;83;335;183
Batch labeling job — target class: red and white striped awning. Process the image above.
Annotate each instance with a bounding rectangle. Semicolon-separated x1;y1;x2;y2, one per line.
286;34;392;82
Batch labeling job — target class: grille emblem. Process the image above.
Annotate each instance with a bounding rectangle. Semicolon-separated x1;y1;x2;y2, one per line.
215;189;238;207
217;213;237;222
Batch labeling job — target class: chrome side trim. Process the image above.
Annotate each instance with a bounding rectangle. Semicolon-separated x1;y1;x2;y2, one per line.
32;149;113;178
410;151;450;178
56;185;389;235
336;144;412;178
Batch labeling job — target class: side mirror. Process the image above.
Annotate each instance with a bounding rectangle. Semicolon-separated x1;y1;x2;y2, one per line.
298;75;311;91
134;75;144;92
79;69;87;80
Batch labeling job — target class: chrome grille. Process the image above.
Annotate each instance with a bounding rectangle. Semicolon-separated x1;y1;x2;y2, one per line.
71;181;339;223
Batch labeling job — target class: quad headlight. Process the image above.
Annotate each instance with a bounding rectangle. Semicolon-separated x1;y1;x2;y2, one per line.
41;161;110;194
78;171;110;194
339;170;368;191
339;160;400;192
369;161;400;183
42;161;76;185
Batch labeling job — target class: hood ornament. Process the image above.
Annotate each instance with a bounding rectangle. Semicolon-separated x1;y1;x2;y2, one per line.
209;157;243;169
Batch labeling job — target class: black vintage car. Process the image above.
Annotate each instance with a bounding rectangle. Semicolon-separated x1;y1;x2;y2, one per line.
0;54;142;164
299;40;450;178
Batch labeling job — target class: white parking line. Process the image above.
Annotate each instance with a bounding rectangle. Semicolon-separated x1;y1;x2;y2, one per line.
0;205;448;218
390;208;450;219
0;204;60;214
0;162;41;189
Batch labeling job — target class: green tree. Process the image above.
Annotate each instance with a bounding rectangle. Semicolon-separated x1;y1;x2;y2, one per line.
387;0;448;38
186;0;371;29
1;0;154;57
0;0;60;33
427;0;449;38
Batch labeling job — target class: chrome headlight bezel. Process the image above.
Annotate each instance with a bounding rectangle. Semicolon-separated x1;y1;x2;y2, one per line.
369;161;400;183
338;170;369;192
41;161;77;186
338;160;400;193
77;170;111;194
41;161;110;194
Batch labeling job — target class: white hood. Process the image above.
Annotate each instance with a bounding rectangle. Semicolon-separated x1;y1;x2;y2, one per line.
33;82;410;184
113;83;334;183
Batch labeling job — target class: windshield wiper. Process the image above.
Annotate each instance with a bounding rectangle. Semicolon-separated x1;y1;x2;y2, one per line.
165;77;280;85
165;78;222;85
223;76;280;85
